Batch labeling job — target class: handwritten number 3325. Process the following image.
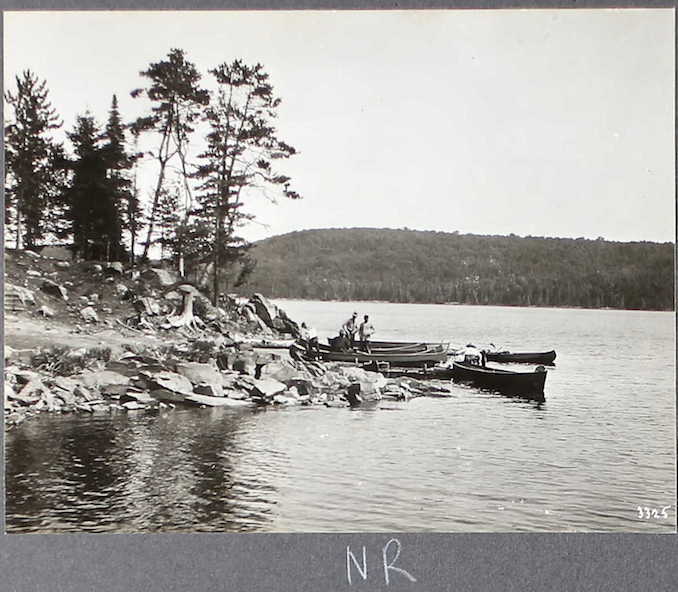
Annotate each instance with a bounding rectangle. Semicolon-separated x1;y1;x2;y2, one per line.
636;506;670;519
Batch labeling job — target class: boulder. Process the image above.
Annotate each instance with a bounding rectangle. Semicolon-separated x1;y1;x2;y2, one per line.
283;378;315;396
249;293;278;328
193;382;225;397
185;393;255;407
37;305;55;318
241;305;273;335
74;385;94;401
141;268;178;287
108;262;124;274
7;283;36;305
80;369;130;390
92;264;103;273
250;378;287;400
273;393;301;405
121;390;156;404
23;250;41;258
259;361;300;383
175;362;222;385
101;384;129;397
26;269;42;278
10;379;45;405
149;388;187;404
54;261;70;269
226;390;248;400
80;306;99;323
52;376;78;393
122;401;146;410
145;371;194;396
232;353;256;375
41;279;69;301
115;283;129;298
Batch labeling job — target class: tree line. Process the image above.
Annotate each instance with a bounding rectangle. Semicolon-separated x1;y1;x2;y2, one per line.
4;50;300;303
243;228;674;311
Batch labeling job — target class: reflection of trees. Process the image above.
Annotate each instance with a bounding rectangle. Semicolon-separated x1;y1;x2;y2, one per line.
6;414;123;532
6;408;280;533
110;407;278;532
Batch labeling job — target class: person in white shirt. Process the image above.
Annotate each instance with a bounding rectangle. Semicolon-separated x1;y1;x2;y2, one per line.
300;322;320;358
358;315;375;353
340;312;359;349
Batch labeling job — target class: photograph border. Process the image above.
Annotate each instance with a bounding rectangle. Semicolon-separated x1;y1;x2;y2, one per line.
1;1;676;590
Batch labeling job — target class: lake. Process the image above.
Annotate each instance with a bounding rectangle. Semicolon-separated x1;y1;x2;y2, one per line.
5;301;676;533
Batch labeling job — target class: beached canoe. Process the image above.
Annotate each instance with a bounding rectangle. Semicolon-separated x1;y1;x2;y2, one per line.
450;361;547;399
328;338;447;350
485;350;556;365
292;342;448;368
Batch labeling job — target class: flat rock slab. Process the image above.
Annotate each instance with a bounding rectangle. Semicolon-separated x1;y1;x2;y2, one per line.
184;393;256;408
175;362;222;386
251;378;287;399
80;370;131;390
40;279;69;301
147;371;194;396
149;388;187;404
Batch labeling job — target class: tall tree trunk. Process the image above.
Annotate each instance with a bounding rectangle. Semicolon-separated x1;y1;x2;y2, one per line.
212;203;221;306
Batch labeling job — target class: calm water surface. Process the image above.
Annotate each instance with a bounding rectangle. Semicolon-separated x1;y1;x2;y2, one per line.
5;302;676;533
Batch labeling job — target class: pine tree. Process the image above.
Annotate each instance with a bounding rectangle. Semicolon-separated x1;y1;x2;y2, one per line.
64;113;123;260
193;60;301;304
130;48;209;261
155;186;181;262
4;70;63;249
102;94;139;261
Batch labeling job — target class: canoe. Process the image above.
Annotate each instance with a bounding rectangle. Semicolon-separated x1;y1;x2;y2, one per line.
485;350;556;365
292;342;448;368
330;339;447;350
450;361;547;399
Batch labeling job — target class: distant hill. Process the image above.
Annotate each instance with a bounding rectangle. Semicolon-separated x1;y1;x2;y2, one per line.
241;228;674;310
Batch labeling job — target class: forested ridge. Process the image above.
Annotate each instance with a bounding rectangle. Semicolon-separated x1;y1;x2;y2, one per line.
243;228;675;310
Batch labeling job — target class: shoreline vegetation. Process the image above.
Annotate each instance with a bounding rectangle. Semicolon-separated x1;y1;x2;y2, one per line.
243;228;674;312
270;296;675;314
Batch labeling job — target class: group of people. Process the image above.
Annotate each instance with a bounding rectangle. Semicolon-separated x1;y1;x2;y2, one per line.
339;312;375;352
298;311;376;357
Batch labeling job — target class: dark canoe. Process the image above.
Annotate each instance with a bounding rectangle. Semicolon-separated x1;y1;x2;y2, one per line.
293;342;448;368
450;361;547;399
485;350;556;365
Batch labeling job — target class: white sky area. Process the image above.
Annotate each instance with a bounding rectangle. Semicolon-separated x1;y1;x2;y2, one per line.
4;9;675;243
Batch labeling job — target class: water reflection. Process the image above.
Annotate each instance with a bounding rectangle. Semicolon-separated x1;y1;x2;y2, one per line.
5;304;676;533
6;408;283;533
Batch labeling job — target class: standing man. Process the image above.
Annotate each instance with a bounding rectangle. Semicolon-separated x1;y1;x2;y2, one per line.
300;322;321;359
341;312;359;349
359;315;375;353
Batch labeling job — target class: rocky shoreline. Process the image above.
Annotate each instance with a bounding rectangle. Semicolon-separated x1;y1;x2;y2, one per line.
5;251;453;428
5;329;453;429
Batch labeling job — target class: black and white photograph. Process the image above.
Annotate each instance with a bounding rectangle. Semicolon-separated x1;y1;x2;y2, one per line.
3;9;675;534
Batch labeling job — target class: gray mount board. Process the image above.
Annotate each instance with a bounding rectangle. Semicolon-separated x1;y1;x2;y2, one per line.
1;1;676;591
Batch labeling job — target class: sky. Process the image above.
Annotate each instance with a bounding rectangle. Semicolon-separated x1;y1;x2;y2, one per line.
4;9;675;243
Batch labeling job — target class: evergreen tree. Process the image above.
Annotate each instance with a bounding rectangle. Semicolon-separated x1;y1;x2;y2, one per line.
4;70;63;249
102;94;140;262
193;60;301;303
155;186;181;262
64;113;123;260
130;48;209;261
